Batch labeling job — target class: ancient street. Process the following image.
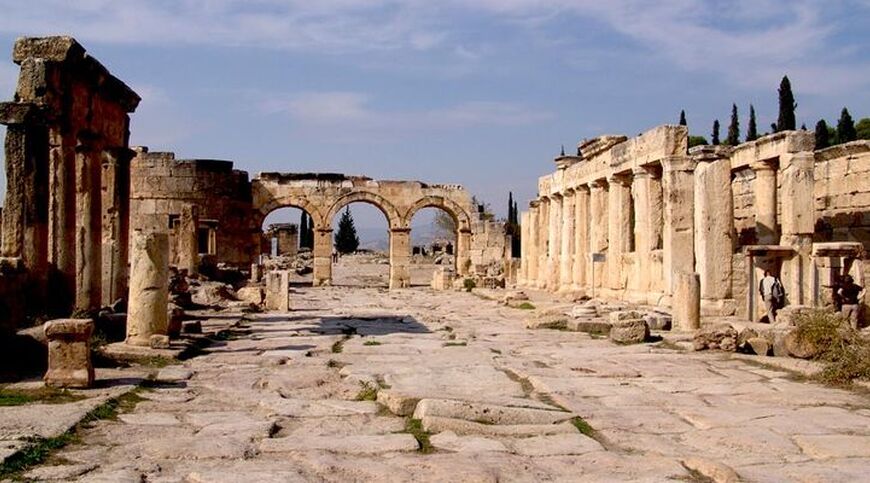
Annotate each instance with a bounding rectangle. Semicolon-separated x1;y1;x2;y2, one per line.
25;274;870;482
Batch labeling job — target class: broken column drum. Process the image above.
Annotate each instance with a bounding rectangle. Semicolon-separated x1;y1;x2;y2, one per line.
126;231;170;346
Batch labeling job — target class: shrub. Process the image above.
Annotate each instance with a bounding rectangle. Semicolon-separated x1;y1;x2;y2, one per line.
463;278;476;292
791;309;870;386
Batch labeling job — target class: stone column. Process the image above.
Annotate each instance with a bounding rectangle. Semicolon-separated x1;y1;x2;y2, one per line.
519;210;530;286
74;138;103;311
389;228;411;289
265;270;290;311
48;129;77;311
312;227;333;286
0;118;50;284
673;271;701;331
632;168;653;294
101;148;134;306
126;231;169;346
456;228;472;276
587;180;608;294
662;156;696;296
779;152;815;305
537;199;550;289
693;153;734;314
572;186;589;291
546;195;562;291
176;203;199;276
607;174;631;291
559;190;575;293
752;161;778;245
526;202;539;286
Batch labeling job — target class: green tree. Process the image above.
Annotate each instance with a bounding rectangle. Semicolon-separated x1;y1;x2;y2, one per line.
299;211;310;249
814;120;830;150
688;135;708;148
856;118;870;140
711;119;720;145
837;107;856;143
776;75;796;132
334;207;359;254
726;103;740;145
679;110;687;126
746;104;758;142
433;210;456;239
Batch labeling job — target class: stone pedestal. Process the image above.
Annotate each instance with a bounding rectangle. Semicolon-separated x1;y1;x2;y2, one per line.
456;229;472;276
312;228;333;286
673;271;701;331
390;228;411;289
265;270;290;312
44;318;95;388
431;267;454;291
126;231;169;346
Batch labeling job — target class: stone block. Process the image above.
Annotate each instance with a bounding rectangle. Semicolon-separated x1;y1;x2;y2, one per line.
608;310;643;323
149;334;171;349
44;318;94;388
264;270;290;312
693;323;738;352
236;286;265;306
673;271;701;331
644;313;672;331
609;319;649;344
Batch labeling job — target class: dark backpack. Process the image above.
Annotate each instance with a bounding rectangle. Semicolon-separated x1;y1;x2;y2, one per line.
771;279;785;300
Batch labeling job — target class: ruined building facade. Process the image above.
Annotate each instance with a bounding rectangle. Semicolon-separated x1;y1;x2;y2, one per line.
0;37;139;325
519;125;869;322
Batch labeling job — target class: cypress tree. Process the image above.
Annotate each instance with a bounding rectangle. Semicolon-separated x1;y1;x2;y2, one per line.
776;75;796;132
814;120;830;150
334;207;359;254
746;104;758;142
299;212;309;249
837;107;857;143
726;103;740;145
679;110;687;126
712;119;720;145
508;192;514;225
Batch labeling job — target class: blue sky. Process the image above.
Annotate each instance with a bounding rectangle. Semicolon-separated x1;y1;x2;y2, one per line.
0;0;869;229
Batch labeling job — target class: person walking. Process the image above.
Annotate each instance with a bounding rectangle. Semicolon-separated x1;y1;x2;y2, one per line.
758;270;784;323
838;275;865;329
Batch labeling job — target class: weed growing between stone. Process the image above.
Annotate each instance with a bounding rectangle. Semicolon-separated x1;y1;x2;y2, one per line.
570;416;595;437
0;388;146;479
791;309;870;386
517;302;536;310
331;335;350;354
363;340;382;346
442;341;467;347
0;386;85;406
403;418;434;454
355;381;378;401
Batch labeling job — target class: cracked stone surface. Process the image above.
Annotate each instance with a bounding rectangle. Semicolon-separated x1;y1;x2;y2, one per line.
23;282;870;482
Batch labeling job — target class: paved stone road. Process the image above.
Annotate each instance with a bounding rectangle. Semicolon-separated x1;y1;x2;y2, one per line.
27;286;870;482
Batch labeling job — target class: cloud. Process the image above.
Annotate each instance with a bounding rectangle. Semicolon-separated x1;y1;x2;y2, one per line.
261;90;552;132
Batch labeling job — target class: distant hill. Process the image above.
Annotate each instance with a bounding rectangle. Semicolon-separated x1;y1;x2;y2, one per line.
356;222;451;252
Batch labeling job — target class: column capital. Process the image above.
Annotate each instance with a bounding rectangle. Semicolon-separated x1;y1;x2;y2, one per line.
529;199;541;209
390;227;412;234
587;178;608;190
661;155;696;173
750;160;777;173
607;172;632;187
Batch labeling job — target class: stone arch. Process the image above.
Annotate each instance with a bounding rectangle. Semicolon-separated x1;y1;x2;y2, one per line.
256;196;326;229
325;191;403;230
402;195;473;231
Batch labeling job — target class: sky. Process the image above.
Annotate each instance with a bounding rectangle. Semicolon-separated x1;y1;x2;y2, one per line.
0;0;869;229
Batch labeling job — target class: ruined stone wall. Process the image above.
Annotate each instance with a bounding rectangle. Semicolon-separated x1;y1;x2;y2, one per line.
130;149;253;267
0;36;139;319
814;141;870;248
469;219;508;275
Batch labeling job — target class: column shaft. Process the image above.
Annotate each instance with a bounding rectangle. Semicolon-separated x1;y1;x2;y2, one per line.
559;191;575;292
693;156;734;304
752;162;778;245
75;144;102;311
662;156;695;295
312;227;333;286
389;228;411;289
547;196;562;291
572;187;589;290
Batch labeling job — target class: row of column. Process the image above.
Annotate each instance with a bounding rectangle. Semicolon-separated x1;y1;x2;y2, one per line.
1;110;133;314
519;157;693;303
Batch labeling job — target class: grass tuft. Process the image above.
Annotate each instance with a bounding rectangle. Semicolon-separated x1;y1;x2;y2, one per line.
354;381;378;401
516;302;536;310
363;340;382;346
0;386;85;407
442;341;467;347
791;309;870;386
404;418;434;454
570;416;595;437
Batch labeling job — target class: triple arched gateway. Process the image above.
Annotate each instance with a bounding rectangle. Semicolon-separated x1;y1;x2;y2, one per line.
251;173;476;288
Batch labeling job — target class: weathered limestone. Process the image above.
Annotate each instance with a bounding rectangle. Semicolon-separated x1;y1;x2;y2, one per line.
752;161;778;245
389;228;411;289
176;204;199;276
431;267;454;291
693;149;734;315
518;210;530;286
524;202;540;287
537;198;549;289
779;152;815;306
265;270;290;312
572;186;589;291
312;227;333;286
250;263;262;283
126;231;170;346
673;271;701;331
44;318;95;388
607;174;631;292
546;194;562;290
0;37;140;319
662;156;695;295
559;190;575;292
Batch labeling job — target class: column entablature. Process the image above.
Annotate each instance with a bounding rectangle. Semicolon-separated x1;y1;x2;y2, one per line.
661;155;696;173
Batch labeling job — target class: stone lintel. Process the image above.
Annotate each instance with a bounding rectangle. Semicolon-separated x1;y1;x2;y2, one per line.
45;318;94;338
689;144;733;162
12;36;85;64
102;146;136;165
743;245;796;257
813;140;870;162
749;160;777;172
0;102;49;125
812;242;865;258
